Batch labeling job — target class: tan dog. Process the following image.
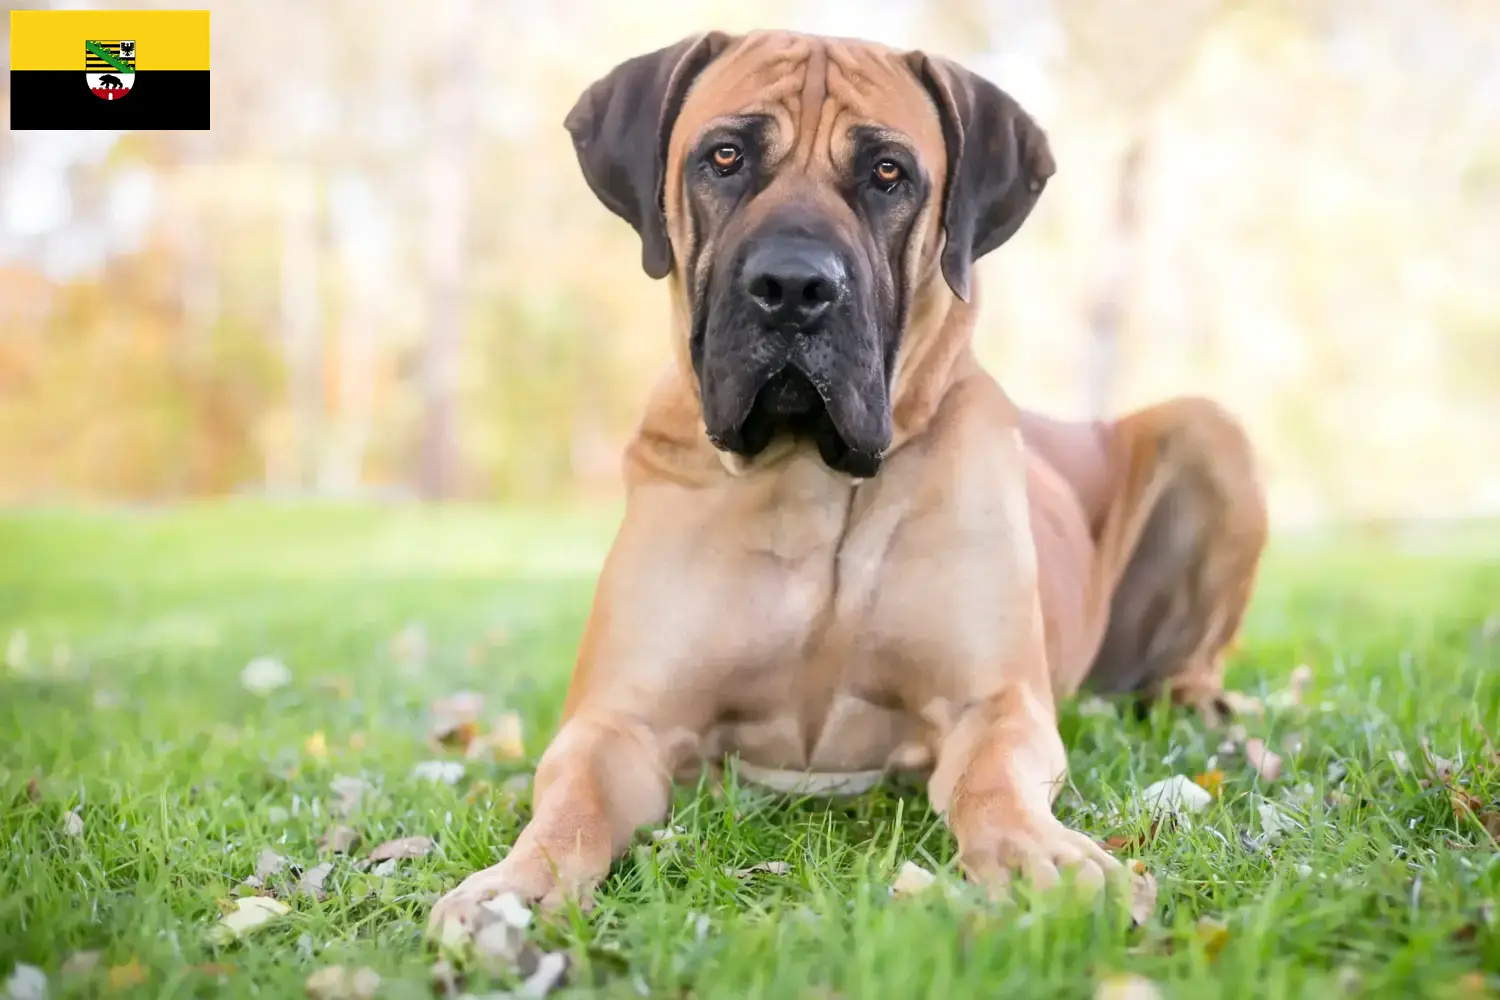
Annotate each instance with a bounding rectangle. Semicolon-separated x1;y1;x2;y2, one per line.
430;29;1266;929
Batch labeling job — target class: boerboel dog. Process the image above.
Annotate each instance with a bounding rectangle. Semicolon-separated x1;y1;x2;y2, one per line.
430;28;1266;930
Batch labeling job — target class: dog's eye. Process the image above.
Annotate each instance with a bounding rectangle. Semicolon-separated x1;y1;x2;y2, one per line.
710;144;743;176
872;159;904;190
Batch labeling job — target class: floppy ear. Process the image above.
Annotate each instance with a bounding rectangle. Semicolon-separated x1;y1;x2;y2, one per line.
563;32;732;279
905;53;1056;302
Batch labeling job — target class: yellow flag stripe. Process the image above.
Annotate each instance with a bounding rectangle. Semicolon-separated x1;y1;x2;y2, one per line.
9;10;209;71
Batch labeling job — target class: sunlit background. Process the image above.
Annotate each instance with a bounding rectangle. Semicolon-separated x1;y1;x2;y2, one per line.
4;0;1498;526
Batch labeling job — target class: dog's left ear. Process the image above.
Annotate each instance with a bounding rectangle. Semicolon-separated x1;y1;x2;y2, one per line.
564;32;732;280
905;53;1056;302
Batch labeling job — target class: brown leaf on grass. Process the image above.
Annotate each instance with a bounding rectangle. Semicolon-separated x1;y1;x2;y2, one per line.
107;958;147;990
1126;859;1157;926
1421;739;1456;782
728;861;791;877
367;835;434;861
305;965;380;1000
1095;973;1164;1000
1245;739;1283;783
1103;820;1163;855
1193;770;1226;798
1195;916;1230;957
25;777;41;802
465;712;526;763
318;826;359;854
428;691;485;752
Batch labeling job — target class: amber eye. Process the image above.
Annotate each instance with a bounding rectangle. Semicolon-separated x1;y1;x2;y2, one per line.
710;144;743;175
873;159;904;188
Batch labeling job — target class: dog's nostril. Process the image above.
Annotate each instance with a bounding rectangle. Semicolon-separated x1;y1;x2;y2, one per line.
802;279;829;306
750;275;783;307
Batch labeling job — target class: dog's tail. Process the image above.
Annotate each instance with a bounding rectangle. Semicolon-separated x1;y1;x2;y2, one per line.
1082;396;1268;713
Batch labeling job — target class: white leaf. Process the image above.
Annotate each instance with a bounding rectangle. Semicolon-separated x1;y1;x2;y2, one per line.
300;862;333;899
890;860;937;896
412;760;464;785
209;896;291;944
1126;858;1158;926
240;656;291;694
62;811;84;837
519;951;569;997
1140;775;1212;815
479;892;532;930
1258;800;1299;841
4;963;47;1000
254;848;289;880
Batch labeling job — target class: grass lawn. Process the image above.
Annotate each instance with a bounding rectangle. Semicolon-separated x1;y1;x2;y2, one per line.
3;504;1498;999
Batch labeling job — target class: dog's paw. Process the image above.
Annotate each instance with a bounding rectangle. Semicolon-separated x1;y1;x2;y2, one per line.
428;853;594;939
957;814;1124;900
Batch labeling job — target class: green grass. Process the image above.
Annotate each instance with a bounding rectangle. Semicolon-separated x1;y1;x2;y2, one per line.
2;504;1498;999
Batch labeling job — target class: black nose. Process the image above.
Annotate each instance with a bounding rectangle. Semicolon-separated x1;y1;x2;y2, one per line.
742;239;847;329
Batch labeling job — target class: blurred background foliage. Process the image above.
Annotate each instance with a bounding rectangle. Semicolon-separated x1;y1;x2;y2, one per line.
2;0;1498;523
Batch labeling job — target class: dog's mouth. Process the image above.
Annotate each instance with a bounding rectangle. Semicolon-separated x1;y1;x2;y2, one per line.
708;361;887;479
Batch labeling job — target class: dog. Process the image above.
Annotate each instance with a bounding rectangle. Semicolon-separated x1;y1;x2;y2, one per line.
430;28;1267;929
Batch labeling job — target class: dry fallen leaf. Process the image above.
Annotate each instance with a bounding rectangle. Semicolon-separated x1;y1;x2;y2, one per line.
62;810;84;837
368;836;434;862
1192;770;1226;798
300;862;333;899
412;760;464;785
305;965;380;1000
1257;800;1299;841
4;964;46;1000
254;847;290;881
319;826;360;854
1245;739;1283;783
1195;916;1230;957
729;861;791;878
428;691;485;751
891;860;937;896
240;656;291;694
60;951;101;978
1140;775;1212;815
209;896;291;945
329;776;372;817
107;958;147;990
25;777;41;803
1126;859;1157;926
1095;973;1164;1000
467;712;527;763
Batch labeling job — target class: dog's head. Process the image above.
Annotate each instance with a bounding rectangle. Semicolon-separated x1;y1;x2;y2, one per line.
564;30;1054;477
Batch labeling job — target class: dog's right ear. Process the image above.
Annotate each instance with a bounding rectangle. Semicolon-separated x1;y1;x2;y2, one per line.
564;32;732;280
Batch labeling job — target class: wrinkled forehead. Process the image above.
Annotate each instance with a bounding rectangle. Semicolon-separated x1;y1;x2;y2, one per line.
668;31;946;177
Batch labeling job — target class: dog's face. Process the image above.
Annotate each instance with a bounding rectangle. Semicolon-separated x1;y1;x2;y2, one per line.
565;31;1054;477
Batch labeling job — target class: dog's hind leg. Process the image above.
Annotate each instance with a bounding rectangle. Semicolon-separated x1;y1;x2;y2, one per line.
1084;396;1269;722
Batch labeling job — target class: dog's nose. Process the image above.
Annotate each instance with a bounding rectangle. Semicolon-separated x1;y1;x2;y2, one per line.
742;240;846;329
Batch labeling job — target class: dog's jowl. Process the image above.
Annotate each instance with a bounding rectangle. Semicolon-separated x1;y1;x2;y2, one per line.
430;29;1268;930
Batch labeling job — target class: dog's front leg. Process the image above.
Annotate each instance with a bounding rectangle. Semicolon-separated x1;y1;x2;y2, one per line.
928;678;1121;896
429;709;674;930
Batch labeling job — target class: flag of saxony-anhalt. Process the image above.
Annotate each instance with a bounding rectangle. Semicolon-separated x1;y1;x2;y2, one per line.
9;10;210;129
